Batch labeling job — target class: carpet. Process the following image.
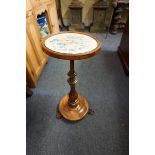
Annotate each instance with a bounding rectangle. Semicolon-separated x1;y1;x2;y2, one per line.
26;32;129;155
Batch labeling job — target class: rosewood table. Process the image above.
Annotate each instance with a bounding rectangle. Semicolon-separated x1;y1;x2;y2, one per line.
42;31;101;121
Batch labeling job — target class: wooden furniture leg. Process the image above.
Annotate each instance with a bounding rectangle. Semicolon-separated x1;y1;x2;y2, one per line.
57;60;90;121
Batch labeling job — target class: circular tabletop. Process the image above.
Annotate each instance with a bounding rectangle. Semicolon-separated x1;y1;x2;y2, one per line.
42;31;101;60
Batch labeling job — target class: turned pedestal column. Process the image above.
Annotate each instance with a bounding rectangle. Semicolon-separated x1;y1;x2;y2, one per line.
58;60;89;121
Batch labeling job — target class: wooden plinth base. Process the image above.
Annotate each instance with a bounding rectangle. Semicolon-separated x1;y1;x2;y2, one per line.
58;94;89;121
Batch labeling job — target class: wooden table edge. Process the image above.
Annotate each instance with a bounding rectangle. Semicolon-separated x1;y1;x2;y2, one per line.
41;31;102;60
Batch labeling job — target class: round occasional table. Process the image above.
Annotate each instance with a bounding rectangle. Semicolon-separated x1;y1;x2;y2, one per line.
42;31;101;121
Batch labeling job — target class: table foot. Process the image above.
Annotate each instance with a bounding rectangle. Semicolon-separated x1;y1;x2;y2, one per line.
88;107;94;115
58;94;89;121
56;111;63;119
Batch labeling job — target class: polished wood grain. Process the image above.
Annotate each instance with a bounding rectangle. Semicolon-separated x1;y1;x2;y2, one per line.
67;60;78;107
59;94;89;121
57;60;88;121
41;31;101;60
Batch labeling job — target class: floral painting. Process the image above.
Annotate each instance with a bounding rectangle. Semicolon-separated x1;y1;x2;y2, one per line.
45;33;98;54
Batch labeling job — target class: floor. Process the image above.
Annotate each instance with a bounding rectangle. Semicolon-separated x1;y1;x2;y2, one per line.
26;32;129;155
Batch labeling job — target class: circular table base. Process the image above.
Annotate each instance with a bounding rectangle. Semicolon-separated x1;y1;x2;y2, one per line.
58;94;89;121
